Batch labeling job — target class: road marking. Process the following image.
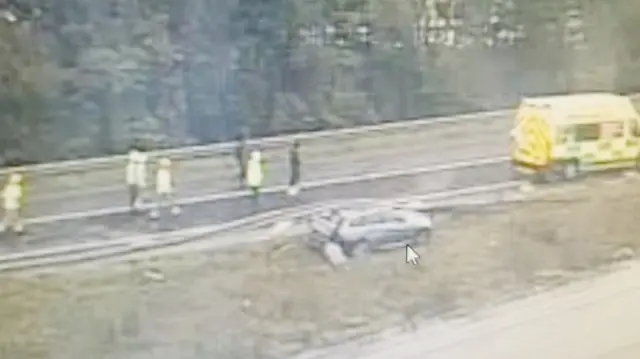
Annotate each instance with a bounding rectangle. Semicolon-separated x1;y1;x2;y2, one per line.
25;156;509;225
0;109;513;177
0;182;520;268
18;92;640;179
519;183;535;193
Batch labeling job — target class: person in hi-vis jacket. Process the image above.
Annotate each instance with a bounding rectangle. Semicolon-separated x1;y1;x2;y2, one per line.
245;149;264;206
1;171;24;234
149;157;180;220
126;148;148;212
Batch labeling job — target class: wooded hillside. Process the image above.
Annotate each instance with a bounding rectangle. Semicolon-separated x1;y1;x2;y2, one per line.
1;0;639;164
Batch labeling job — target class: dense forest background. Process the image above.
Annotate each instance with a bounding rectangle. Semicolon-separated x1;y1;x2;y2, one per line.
1;0;639;164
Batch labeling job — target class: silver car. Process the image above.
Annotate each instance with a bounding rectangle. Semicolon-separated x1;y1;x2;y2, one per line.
308;206;433;257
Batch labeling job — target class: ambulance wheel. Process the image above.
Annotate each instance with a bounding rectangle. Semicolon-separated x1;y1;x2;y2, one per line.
510;164;524;181
531;171;548;184
561;160;580;180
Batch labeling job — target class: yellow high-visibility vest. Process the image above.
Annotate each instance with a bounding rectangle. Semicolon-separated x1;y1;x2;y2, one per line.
246;158;263;187
126;152;148;187
156;168;172;194
2;183;22;210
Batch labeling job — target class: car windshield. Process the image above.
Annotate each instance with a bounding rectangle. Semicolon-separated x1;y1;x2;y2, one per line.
316;209;347;225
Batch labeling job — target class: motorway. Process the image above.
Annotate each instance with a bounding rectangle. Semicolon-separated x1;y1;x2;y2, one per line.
1;159;512;255
23;113;511;217
0;110;513;256
298;262;640;359
11;93;640;219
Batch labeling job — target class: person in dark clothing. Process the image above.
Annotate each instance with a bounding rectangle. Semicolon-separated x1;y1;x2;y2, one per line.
287;140;301;197
234;134;248;188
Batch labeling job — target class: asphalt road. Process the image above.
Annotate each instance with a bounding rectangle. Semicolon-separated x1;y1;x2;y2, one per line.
24;113;510;218
299;262;640;359
0;160;512;254
12;94;640;219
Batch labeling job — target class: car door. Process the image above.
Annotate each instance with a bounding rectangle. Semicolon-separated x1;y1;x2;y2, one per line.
362;212;409;249
379;212;418;246
344;213;384;249
600;120;627;165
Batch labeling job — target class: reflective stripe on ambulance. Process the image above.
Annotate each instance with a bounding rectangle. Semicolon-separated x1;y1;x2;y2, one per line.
521;116;551;165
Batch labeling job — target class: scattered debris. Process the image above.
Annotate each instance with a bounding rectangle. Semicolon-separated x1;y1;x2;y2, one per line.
519;183;535;193
323;242;348;267
241;298;252;310
534;269;572;283
270;221;293;236
268;241;295;260
612;247;635;262
142;268;166;282
1;10;16;23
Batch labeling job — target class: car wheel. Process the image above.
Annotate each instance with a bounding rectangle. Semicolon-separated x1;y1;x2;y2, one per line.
510;163;524;181
419;229;432;244
349;240;370;258
531;170;549;184
407;229;424;244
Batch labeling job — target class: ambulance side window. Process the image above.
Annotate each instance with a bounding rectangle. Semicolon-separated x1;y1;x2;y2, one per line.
557;126;574;143
601;121;624;139
574;123;600;142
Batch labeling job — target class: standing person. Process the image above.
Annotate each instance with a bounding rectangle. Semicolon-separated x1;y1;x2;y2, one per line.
245;149;264;207
149;157;180;221
1;171;24;235
234;133;248;188
287;140;301;197
125;148;148;212
125;148;138;211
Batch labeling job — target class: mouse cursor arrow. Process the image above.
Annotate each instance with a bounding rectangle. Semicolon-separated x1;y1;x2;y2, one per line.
405;245;420;265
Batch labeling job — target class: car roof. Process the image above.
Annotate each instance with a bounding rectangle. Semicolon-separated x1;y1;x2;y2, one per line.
522;92;619;106
329;206;409;220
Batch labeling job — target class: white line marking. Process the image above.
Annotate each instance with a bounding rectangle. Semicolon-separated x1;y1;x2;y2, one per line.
1;182;521;266
1;199;381;264
0;109;513;176
25;156;510;225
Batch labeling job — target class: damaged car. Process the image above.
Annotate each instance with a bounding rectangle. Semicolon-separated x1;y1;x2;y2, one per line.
308;206;433;258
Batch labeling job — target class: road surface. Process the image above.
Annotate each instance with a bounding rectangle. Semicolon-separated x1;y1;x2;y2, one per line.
299;262;640;359
23;114;511;218
1;160;511;255
11;93;640;219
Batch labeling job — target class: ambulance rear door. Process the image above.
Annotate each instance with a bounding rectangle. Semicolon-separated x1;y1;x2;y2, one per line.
511;103;553;167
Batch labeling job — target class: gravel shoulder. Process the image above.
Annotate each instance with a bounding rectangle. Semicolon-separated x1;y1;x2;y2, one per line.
1;175;639;359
